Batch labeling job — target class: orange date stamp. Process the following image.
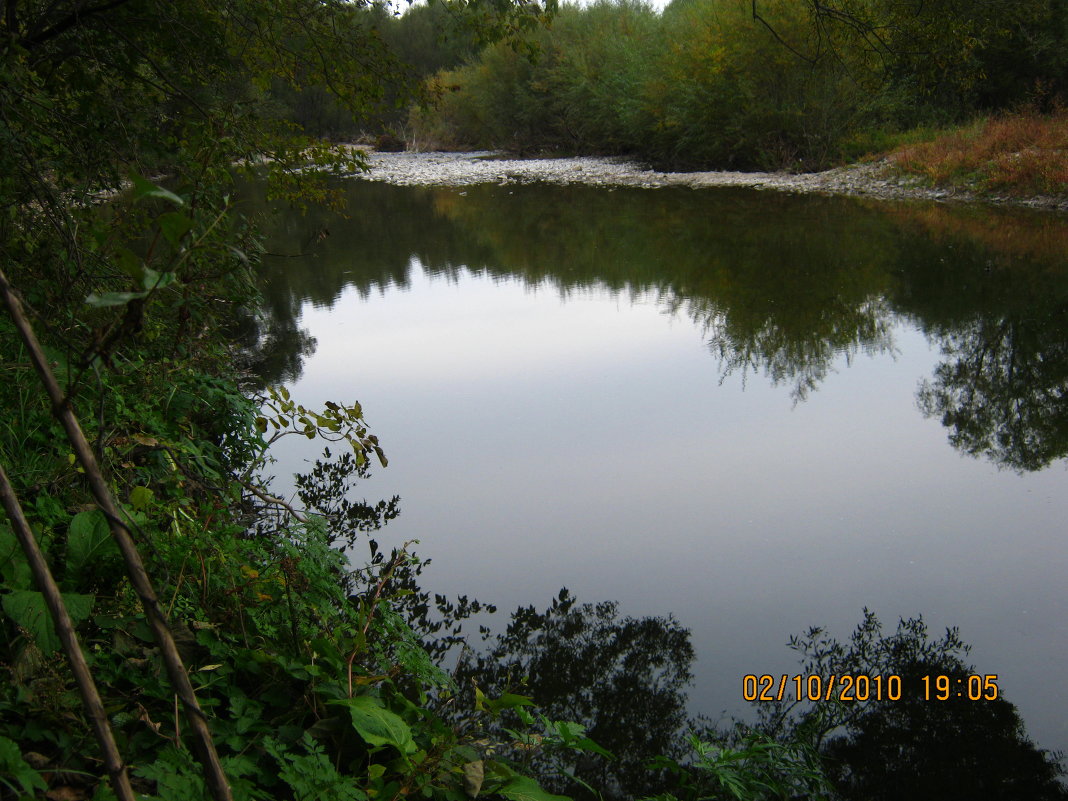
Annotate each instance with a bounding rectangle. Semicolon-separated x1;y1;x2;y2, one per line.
743;674;1000;702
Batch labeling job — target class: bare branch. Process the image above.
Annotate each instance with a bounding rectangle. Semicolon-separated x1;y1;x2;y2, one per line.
0;462;137;801
0;268;234;801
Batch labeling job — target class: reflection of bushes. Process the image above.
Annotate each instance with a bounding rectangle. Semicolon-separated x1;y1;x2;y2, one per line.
455;590;695;801
881;200;1068;271
761;610;1068;801
890;111;1068;197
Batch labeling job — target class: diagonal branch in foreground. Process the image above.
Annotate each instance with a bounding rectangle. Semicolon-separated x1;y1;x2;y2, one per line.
0;268;233;801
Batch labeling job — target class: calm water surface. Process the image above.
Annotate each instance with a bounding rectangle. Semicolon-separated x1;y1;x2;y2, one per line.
243;180;1068;756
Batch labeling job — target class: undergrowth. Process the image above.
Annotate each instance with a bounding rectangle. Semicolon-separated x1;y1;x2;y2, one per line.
887;110;1068;197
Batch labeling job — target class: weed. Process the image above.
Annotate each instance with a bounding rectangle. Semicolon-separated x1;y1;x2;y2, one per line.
887;110;1068;197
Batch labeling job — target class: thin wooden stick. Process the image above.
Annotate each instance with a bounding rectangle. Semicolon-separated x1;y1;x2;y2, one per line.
0;268;233;801
0;462;137;801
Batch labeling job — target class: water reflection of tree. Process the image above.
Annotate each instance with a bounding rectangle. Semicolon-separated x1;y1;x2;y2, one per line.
888;204;1068;472
240;178;1068;467
454;589;694;801
761;610;1068;801
917;310;1068;472
687;296;896;403
436;184;902;402
229;299;317;388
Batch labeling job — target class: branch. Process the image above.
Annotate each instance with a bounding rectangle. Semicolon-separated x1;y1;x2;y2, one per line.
21;0;133;48
0;462;137;801
238;478;311;524
751;0;817;65
0;268;233;801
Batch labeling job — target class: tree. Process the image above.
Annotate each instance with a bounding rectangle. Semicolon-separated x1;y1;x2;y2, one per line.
750;0;1064;115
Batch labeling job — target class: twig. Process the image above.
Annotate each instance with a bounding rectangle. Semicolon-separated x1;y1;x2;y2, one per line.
0;267;233;801
0;461;137;801
238;478;310;523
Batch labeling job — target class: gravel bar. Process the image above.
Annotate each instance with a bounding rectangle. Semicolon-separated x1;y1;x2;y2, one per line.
354;150;1067;210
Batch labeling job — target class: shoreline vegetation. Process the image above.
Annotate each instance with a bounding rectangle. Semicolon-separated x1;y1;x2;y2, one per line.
389;1;1068;207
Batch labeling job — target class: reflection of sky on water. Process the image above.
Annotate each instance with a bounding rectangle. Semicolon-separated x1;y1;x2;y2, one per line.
270;263;1068;754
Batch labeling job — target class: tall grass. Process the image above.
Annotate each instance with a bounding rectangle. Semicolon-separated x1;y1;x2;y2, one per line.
889;110;1068;197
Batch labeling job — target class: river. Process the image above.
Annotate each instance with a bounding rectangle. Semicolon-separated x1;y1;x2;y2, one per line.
240;174;1068;771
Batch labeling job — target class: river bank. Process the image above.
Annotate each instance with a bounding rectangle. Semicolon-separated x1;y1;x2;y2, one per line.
356;150;1068;210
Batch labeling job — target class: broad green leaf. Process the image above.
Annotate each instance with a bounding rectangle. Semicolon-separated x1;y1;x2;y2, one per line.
129;486;155;511
498;776;571;801
572;737;614;760
158;211;193;246
333;696;415;753
139;267;176;292
86;290;149;307
66;509;119;581
2;590;94;654
476;689;534;715
129;174;184;205
367;764;386;780
0;526;31;588
113;246;144;281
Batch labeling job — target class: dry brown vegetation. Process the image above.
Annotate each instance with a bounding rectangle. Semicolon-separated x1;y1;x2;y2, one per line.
889;110;1068;197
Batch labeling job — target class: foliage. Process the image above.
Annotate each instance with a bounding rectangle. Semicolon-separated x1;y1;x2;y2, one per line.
644;731;829;801
0;736;47;800
0;0;598;800
0;361;594;801
411;0;1068;171
889;109;1068;196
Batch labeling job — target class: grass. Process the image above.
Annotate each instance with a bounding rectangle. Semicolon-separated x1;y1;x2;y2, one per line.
885;110;1068;198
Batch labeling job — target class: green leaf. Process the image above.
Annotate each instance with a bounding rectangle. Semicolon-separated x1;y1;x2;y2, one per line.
139;267;176;292
572;737;614;760
0;735;48;796
129;174;184;206
367;764;387;780
476;689;534;715
0;526;31;588
158;211;193;246
498;776;571;801
2;590;94;654
129;486;155;511
86;290;149;307
333;696;415;753
114;246;143;280
67;509;119;580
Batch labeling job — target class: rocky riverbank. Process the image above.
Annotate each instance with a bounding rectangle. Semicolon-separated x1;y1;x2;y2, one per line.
356;150;1067;210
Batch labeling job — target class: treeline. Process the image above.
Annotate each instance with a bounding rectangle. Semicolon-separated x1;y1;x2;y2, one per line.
398;0;1068;169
